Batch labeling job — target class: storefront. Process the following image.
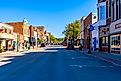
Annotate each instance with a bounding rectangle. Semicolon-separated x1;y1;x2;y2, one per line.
110;19;121;54
0;23;14;51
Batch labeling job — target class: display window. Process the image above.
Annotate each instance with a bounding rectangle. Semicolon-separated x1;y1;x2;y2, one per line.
111;34;120;51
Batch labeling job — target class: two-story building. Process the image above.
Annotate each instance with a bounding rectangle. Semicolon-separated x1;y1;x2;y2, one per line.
109;0;121;54
97;0;111;52
0;23;14;51
83;12;97;49
6;18;30;51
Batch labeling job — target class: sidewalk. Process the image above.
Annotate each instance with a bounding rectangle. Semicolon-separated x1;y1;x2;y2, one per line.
91;51;121;67
80;49;121;67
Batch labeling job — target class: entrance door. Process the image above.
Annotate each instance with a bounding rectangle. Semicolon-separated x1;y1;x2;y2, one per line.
99;37;102;51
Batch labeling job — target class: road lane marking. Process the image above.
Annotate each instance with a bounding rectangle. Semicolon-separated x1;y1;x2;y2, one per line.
69;65;114;68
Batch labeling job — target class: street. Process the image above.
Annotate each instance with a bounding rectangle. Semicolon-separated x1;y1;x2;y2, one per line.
0;45;121;81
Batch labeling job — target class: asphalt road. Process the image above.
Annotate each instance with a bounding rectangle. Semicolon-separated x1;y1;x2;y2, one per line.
0;45;121;81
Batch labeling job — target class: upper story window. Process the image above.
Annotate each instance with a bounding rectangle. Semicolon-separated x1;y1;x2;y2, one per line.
108;0;111;18
112;0;120;21
119;0;121;18
99;6;106;20
116;0;120;20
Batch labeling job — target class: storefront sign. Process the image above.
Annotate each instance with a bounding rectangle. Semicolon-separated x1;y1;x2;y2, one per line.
115;23;121;29
110;19;121;34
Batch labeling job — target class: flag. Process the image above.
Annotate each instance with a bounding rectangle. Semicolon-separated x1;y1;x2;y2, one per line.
90;25;94;31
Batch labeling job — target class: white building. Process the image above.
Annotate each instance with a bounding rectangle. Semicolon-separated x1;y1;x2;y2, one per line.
92;22;99;50
0;23;14;51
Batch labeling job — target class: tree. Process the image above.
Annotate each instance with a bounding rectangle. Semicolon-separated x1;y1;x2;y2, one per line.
63;20;81;40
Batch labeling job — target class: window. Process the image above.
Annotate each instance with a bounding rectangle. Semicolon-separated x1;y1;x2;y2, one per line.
108;0;111;17
5;29;7;33
102;36;108;46
112;1;115;21
9;30;11;34
111;35;120;46
102;37;105;46
116;0;120;19
119;0;121;18
103;32;105;34
98;7;99;20
106;37;108;46
100;6;106;20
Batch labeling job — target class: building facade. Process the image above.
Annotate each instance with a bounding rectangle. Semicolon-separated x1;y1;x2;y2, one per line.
83;12;97;49
0;23;14;51
109;0;121;54
98;0;111;52
6;18;30;51
80;16;86;46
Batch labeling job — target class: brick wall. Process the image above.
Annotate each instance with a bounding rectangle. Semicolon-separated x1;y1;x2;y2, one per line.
6;22;23;35
29;25;34;37
84;13;92;48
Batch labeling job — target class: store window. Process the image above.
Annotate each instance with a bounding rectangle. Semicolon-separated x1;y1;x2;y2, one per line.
106;37;108;46
102;37;105;46
111;35;120;46
102;36;108;46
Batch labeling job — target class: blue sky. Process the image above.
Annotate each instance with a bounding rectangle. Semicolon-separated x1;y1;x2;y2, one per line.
0;0;97;38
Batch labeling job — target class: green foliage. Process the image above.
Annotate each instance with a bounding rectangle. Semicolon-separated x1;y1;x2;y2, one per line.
50;35;64;44
63;20;81;39
37;38;44;43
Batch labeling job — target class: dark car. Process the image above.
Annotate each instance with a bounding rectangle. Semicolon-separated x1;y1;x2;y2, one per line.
67;44;74;50
41;43;46;47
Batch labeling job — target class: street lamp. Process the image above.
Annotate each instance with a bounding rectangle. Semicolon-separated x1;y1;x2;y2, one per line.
17;34;19;52
88;28;91;54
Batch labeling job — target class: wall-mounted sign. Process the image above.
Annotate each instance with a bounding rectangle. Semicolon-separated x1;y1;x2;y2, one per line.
115;23;121;29
98;0;106;3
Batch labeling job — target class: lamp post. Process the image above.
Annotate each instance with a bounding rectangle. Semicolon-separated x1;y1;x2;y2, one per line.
17;34;19;52
88;28;91;54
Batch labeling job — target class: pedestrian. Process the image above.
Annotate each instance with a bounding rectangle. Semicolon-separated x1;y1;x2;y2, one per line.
79;44;83;50
27;43;30;50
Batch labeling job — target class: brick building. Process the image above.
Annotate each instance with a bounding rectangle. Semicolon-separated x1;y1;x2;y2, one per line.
109;0;121;54
6;18;30;51
97;0;111;52
83;12;97;49
29;25;36;46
